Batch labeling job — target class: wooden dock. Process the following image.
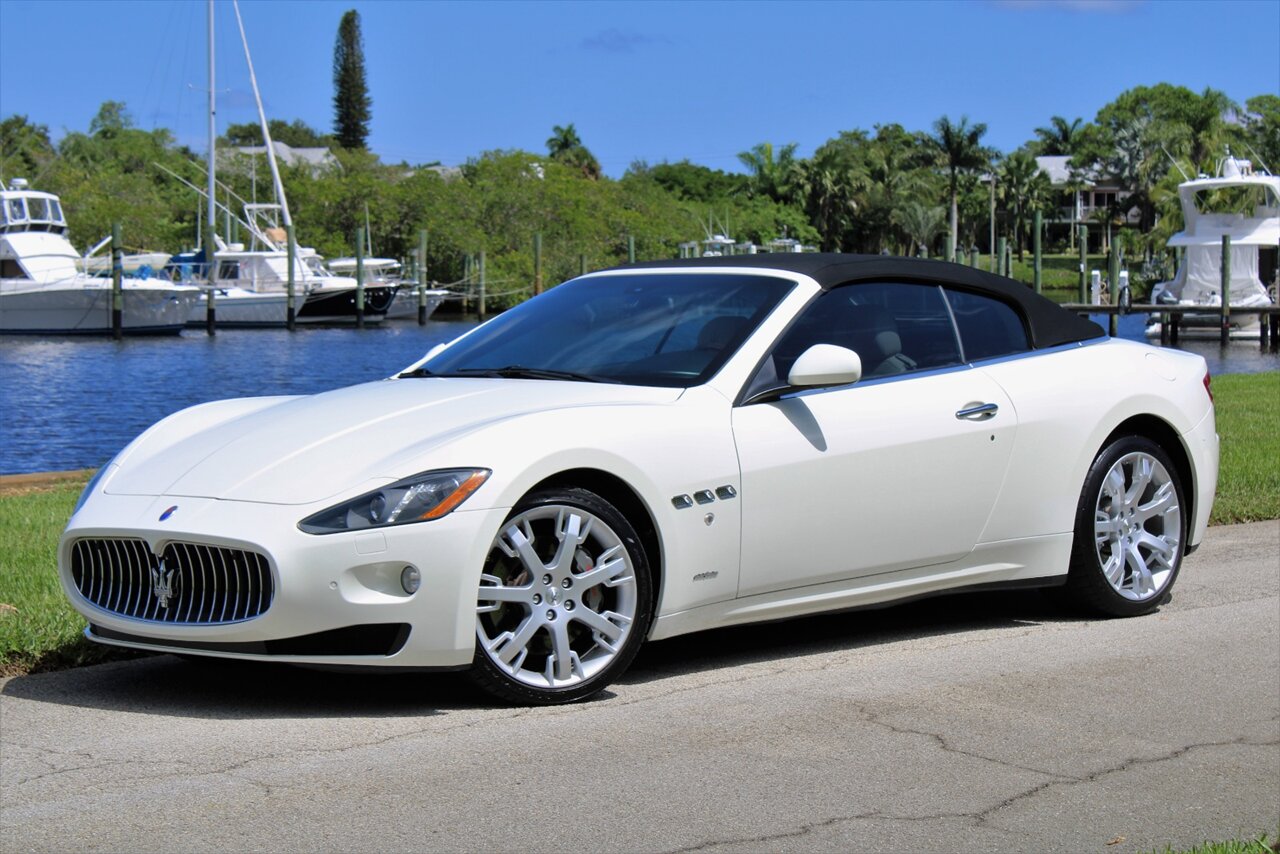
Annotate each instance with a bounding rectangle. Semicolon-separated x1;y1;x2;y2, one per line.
1061;303;1280;347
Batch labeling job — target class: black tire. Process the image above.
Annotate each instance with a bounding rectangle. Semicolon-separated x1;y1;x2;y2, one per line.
1062;435;1186;617
467;487;654;705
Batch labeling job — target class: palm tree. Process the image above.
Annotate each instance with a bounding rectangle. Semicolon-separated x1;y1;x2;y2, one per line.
1184;87;1238;170
998;151;1051;260
737;141;802;205
1033;116;1083;156
546;124;583;158
930;116;990;261
1063;167;1090;251
892;201;946;258
546;123;601;180
802;148;867;252
1105;116;1160;231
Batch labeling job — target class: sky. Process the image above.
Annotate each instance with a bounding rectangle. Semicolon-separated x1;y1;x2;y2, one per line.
1;0;1277;177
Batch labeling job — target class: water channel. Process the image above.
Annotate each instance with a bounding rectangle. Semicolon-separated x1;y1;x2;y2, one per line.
0;315;1275;475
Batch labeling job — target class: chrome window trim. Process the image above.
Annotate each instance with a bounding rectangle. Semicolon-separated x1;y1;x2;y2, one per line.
742;338;1103;405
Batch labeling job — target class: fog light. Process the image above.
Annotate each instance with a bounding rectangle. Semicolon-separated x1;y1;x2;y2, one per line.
400;565;421;594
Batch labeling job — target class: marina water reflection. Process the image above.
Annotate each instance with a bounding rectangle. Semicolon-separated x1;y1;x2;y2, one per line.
1;315;1275;475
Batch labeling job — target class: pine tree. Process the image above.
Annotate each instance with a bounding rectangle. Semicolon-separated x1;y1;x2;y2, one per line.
332;10;371;150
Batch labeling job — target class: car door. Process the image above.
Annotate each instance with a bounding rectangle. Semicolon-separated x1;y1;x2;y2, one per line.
731;281;1018;598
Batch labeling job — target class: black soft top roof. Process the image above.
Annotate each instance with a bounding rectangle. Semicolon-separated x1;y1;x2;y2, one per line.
611;253;1104;349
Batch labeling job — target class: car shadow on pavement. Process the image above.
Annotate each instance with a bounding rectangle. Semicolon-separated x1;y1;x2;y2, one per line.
1;589;1091;718
621;587;1090;686
0;653;493;718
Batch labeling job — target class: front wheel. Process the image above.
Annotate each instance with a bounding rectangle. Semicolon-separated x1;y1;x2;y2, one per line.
468;488;653;704
1063;436;1186;617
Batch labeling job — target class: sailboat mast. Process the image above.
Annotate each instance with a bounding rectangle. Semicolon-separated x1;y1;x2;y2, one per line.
206;0;216;252
232;0;292;229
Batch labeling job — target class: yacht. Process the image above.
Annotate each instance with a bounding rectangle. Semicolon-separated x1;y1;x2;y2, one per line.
170;210;397;327
327;256;445;320
0;179;198;335
1147;153;1279;338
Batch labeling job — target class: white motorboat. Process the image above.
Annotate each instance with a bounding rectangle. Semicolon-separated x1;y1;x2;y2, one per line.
1147;153;1278;339
0;179;199;335
327;257;445;320
79;251;171;277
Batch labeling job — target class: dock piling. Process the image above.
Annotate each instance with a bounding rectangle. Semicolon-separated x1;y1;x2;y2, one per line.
355;229;365;330
1077;225;1087;303
286;225;296;331
111;222;123;340
1108;241;1120;336
1032;211;1042;294
478;250;487;319
204;223;216;335
1220;234;1231;346
417;229;428;326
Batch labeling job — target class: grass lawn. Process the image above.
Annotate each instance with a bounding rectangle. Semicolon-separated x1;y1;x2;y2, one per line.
1210;372;1280;524
1152;835;1277;854
1;371;1276;676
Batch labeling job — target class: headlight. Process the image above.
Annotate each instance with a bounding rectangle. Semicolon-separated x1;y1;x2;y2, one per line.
298;468;490;535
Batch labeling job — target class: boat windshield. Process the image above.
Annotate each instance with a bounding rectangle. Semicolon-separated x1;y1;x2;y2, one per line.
1193;184;1280;216
422;273;794;387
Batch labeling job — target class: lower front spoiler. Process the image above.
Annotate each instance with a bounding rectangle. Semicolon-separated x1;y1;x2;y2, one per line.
86;623;470;672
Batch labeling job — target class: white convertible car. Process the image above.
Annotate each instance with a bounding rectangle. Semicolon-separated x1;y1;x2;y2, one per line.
60;255;1218;703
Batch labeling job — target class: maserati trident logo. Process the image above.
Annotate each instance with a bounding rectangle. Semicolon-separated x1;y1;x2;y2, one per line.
150;561;176;609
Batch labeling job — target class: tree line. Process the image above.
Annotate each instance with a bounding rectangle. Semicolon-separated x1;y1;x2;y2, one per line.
1;83;1276;306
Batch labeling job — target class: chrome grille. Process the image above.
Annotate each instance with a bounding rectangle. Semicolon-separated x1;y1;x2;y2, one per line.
70;538;273;624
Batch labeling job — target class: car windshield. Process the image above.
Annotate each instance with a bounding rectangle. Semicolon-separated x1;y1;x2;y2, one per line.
422;273;794;387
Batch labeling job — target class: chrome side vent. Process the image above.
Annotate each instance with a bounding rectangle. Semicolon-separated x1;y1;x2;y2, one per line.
70;538;273;624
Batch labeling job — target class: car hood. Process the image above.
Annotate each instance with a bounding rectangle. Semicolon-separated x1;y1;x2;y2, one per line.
105;378;681;504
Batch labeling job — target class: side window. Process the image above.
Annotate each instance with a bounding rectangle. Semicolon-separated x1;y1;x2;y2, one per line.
944;289;1029;361
745;282;962;398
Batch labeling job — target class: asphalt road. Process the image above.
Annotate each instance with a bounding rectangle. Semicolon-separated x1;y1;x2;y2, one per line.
3;521;1277;853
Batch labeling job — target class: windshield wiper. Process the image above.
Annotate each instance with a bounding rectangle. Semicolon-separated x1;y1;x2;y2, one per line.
397;366;435;378
443;365;618;383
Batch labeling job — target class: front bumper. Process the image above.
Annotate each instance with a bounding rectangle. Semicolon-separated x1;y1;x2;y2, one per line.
59;493;511;669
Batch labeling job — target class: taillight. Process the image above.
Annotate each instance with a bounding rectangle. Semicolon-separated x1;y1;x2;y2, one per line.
1203;370;1213;404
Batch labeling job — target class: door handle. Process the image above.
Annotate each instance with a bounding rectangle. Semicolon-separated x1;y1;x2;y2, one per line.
955;402;999;420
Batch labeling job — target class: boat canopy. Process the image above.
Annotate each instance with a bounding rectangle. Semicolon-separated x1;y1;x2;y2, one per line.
1158;244;1270;307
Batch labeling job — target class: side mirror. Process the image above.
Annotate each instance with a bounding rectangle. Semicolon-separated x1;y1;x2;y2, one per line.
787;344;862;388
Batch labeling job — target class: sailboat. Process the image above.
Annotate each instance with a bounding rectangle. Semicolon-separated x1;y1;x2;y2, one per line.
173;0;394;327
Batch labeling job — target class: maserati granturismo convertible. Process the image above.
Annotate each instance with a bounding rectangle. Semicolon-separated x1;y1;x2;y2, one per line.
60;254;1219;703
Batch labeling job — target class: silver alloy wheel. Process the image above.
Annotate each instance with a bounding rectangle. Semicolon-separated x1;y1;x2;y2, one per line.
476;505;638;689
1093;450;1182;601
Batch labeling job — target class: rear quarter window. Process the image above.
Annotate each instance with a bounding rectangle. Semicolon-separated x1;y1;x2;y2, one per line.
945;289;1029;361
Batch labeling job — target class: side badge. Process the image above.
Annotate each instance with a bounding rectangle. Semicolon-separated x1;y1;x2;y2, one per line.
159;505;178;522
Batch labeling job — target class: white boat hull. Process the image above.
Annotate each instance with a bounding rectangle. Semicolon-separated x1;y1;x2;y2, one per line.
186;288;296;328
1;280;198;335
384;288;448;320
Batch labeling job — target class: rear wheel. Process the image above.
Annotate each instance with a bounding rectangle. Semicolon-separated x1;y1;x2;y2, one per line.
1064;436;1186;616
468;488;653;704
